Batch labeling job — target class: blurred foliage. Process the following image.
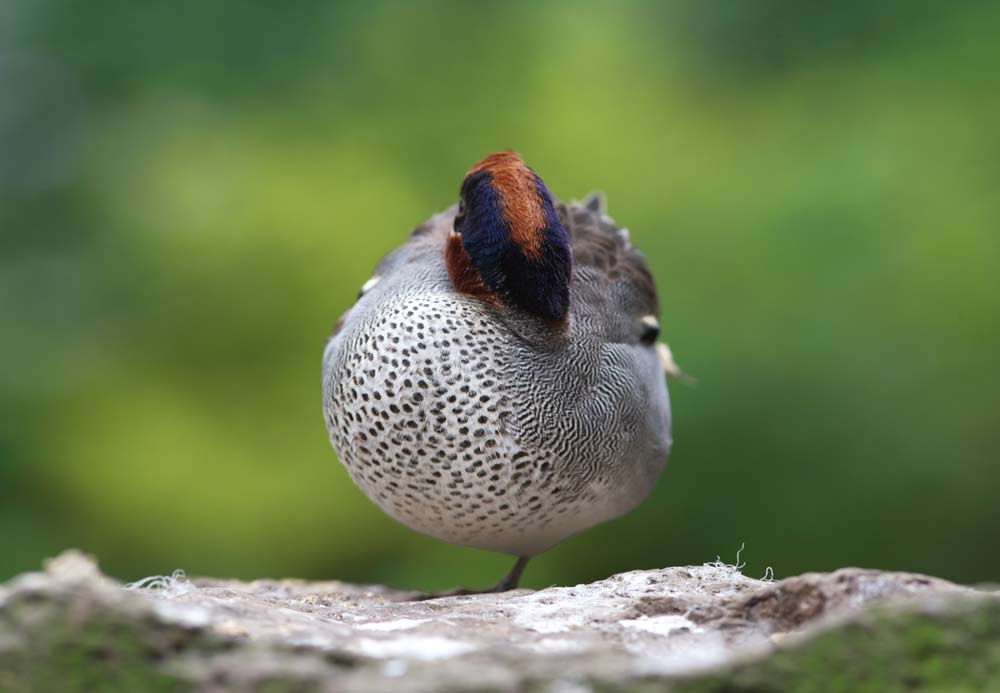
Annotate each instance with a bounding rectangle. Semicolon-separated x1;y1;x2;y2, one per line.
1;0;998;589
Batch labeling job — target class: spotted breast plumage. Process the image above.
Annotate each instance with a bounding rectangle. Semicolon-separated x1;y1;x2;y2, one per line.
322;151;679;594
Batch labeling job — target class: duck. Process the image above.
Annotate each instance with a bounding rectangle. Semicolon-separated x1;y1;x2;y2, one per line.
322;151;678;595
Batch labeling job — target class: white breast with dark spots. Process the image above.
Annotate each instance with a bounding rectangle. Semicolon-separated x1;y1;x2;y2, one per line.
323;291;667;556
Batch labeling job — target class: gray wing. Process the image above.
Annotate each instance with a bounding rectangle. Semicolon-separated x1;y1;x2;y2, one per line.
557;194;661;344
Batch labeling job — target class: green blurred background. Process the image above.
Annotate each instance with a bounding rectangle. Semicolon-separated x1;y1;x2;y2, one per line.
2;0;998;590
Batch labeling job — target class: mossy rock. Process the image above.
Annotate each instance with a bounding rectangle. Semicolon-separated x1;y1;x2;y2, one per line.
671;595;1000;693
1;552;997;692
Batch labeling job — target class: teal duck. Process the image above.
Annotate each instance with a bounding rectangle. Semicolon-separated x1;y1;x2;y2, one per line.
322;151;679;594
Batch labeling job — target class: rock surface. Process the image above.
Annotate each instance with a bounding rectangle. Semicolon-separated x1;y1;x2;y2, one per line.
0;551;998;691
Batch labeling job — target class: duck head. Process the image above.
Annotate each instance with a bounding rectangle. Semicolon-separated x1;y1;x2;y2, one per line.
446;151;572;323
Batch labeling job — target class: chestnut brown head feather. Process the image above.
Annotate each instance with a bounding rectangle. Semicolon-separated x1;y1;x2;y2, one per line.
467;151;546;261
447;151;572;323
445;231;492;298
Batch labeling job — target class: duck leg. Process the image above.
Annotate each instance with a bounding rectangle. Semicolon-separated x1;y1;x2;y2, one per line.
414;556;530;600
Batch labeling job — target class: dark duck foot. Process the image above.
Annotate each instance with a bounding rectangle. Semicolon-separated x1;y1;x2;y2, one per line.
413;557;530;601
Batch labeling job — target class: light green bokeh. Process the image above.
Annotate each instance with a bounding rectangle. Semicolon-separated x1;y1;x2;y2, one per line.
1;1;998;589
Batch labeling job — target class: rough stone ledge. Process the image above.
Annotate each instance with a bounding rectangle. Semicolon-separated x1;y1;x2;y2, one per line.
0;551;997;691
